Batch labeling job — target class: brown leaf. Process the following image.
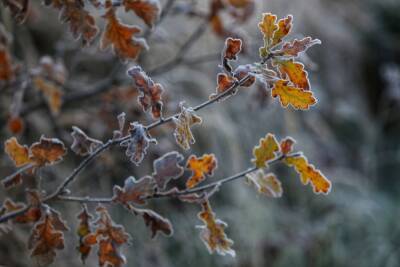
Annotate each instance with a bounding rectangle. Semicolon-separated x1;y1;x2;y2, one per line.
280;137;295;155
7;116;24;135
209;73;235;100
29;136;67;166
100;7;148;60
76;204;93;263
113;176;156;205
4;137;30;167
233;64;256;87
0;47;15;82
120;122;156;165
1;198;41;224
276;37;321;57
28;209;65;266
152;151;184;190
223;37;242;61
127;65;164;119
122;0;161;28
43;0;99;46
173;102;202;150
197;200;235;257
2;0;30;24
186;154;218;189
33;77;63;115
71;126;103;156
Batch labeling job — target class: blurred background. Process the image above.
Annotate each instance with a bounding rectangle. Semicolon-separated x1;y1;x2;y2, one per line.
1;0;400;266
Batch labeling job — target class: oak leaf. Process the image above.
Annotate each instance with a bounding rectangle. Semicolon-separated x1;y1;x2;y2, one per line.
186;154;217;189
275;59;310;90
113;176;156;205
233;64;256;87
258;13;278;57
284;154;331;194
5;137;30;167
29;136;67;166
71;126;103;156
210;73;235;100
271;15;292;47
122;0;161;28
223;37;242;61
280;137;295;155
120;122;156;165
197;200;235;257
252;133;279;168
152;151;184;190
76;204;93;263
271;79;316;110
276;37;321;57
173;103;202;150
127;65;164;119
101;7;148;60
246;170;283;198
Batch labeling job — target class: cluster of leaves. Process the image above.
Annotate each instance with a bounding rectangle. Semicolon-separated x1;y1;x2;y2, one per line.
0;4;331;266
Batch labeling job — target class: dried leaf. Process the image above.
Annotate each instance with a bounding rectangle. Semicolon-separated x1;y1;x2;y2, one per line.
280;137;295;155
76;204;93;263
152;151;184;190
275;59;310;90
4;137;30;167
258;13;278;57
271;79;316;110
113;176;156;205
101;7;148;60
127;205;173;238
173;103;202;150
120;122;156;165
127;65;164;119
33;77;63;115
43;0;99;46
197;200;235;257
2;0;30;24
29;136;67;166
28;210;65;266
284;154;331;194
1;198;41;224
233;64;256;87
186;154;217;189
276;37;321;57
210;73;235;100
271;15;292;47
246;170;282;198
122;0;161;28
252;133;279;168
223;37;242;61
71;126;103;156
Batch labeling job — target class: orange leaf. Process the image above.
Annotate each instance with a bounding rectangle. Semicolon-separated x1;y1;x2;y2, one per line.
280;137;295;155
197;200;235;257
122;0;161;28
127;65;164;119
210;73;236;100
275;59;310;90
76;205;93;263
223;37;242;61
33;77;63;115
4;137;30;167
0;47;15;82
252;133;279;168
246;170;283;198
113;176;156;205
258;13;278;57
271;15;292;47
186;154;217;189
28;210;65;266
173;103;202;150
284;155;331;194
29;136;67;166
100;7;148;60
7;116;24;135
271;79;316;110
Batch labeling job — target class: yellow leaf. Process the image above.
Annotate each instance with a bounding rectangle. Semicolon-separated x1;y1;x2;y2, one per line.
252;133;279;168
4;137;30;167
275;59;310;90
271;15;292;47
246;170;282;198
284;155;331;194
186;154;217;189
173;103;202;150
271;80;316;110
258;13;278;57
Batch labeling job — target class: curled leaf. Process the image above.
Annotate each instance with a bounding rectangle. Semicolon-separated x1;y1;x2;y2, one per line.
120;122;156;165
197;200;235;257
71;126;103;156
100;6;148;60
271;79;316;110
186;154;218;189
223;37;242;60
152;151;184;190
113;176;156;205
284;154;331;194
280;137;295;155
122;0;161;28
271;15;292;47
173;103;202;150
252;133;279;168
210;73;235;100
5;137;30;167
246;170;283;198
127;65;164;119
76;204;93;263
233;64;256;87
29;136;67;166
276;37;321;57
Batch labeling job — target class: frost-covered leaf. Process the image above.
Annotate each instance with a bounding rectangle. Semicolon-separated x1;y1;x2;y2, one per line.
271;15;292;47
120;122;156;165
197;200;235;257
271;80;316;110
246;169;282;198
280;137;295;155
186;154;217;189
122;0;161;28
70;126;103;156
173;103;202;150
275;59;310;90
252;133;279;168
113;176;156;205
284;154;331;194
5;137;30;167
127;65;163;119
29;136;67;166
258;13;278;57
76;204;93;263
275;37;321;57
152;151;184;190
